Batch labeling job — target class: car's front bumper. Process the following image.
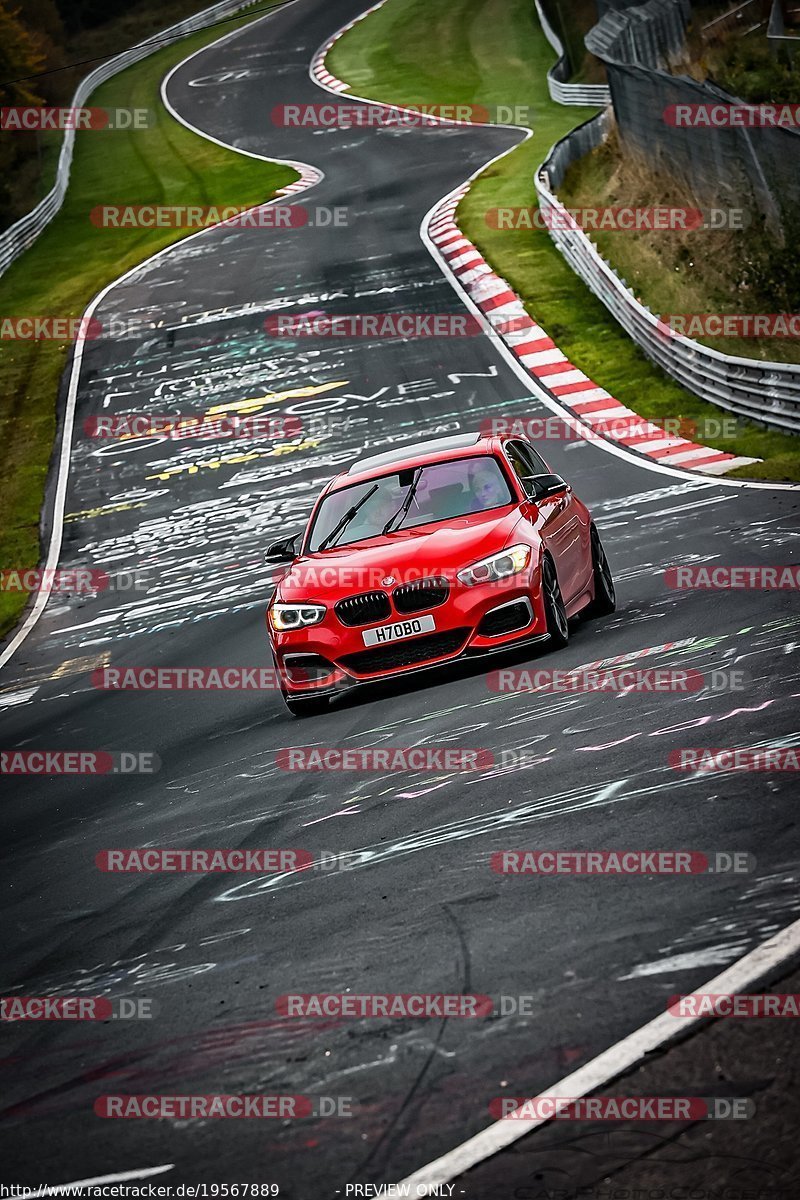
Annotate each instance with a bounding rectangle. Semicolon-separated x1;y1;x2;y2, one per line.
268;575;549;698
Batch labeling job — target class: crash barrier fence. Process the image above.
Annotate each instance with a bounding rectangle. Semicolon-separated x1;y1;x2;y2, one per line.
533;0;611;107
535;109;800;434
585;0;800;238
0;0;262;278
767;0;800;61
701;0;765;43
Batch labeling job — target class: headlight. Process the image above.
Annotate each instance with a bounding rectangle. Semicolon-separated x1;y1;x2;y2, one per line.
269;602;326;631
457;544;531;587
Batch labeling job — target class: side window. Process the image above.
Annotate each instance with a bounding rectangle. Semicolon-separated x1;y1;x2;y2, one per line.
505;442;532;485
518;441;549;475
505;440;548;491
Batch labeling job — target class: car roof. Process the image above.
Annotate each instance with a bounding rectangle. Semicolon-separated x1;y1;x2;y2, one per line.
337;432;496;488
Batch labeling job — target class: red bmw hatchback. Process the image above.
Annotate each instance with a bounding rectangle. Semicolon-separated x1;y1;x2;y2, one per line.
265;432;615;716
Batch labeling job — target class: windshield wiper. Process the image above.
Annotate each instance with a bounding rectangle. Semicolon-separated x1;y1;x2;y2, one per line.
382;468;422;535
318;484;379;552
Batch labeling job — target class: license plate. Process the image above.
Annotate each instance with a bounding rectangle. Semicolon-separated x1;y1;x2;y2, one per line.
362;614;435;647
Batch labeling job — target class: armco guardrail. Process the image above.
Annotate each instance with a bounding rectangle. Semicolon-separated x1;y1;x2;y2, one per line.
533;0;610;107
535;112;800;434
0;0;261;279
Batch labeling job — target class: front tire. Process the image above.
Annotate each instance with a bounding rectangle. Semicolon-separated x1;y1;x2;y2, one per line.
586;526;616;617
542;556;569;648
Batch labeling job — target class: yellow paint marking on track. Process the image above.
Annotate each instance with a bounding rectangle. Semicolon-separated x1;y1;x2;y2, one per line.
51;651;110;680
64;502;147;523
205;380;348;416
145;438;321;481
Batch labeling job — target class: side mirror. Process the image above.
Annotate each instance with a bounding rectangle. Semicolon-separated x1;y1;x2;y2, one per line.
526;473;568;501
266;534;299;563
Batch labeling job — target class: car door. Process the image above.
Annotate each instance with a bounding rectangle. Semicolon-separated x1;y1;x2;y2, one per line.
505;440;586;604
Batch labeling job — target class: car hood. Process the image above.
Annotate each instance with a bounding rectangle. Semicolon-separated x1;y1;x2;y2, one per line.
276;507;526;601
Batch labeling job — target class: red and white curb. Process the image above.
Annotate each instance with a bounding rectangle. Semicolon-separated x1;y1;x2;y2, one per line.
275;162;324;195
310;5;759;478
310;2;384;93
427;189;759;475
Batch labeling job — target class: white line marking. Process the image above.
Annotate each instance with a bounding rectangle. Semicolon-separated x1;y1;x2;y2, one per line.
0;1;320;673
396;915;800;1190
16;1165;174;1198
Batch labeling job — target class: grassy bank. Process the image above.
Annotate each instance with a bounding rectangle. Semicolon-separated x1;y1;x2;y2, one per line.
328;0;800;483
0;1;297;641
558;128;800;367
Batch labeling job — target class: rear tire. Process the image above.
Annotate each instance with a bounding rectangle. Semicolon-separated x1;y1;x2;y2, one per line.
586;526;616;617
542;556;569;648
282;692;330;718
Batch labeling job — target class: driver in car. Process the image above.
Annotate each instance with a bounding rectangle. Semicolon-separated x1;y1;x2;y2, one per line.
467;460;509;512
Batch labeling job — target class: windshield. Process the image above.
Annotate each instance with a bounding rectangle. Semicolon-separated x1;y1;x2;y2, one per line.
307;455;514;553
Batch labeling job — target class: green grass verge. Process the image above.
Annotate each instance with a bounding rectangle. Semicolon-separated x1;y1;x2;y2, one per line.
328;0;800;485
0;2;297;642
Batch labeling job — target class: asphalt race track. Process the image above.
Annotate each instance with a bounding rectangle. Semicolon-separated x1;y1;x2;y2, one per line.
1;0;799;1193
